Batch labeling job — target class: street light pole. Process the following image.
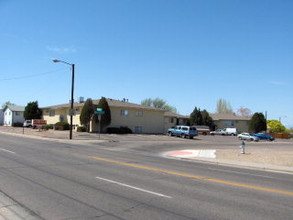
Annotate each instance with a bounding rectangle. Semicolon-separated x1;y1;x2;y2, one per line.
52;59;75;140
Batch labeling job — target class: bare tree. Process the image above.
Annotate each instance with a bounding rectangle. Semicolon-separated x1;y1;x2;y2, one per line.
237;107;252;117
216;98;233;114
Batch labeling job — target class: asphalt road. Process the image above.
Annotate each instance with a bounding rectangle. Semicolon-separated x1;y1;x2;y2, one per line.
0;133;292;220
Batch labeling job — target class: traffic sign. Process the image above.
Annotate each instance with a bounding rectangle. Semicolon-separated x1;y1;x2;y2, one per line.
95;108;105;115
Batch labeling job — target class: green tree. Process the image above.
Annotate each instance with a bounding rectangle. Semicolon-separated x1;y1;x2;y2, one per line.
201;109;214;128
141;98;152;107
267;120;287;133
190;107;203;125
249;112;267;133
2;101;15;108
141;98;177;113
94;97;111;131
24;101;42;120
79;98;95;132
216;98;233;114
190;107;214;128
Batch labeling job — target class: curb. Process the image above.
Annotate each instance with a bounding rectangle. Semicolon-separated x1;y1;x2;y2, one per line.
0;192;41;220
0;130;107;144
185;157;293;174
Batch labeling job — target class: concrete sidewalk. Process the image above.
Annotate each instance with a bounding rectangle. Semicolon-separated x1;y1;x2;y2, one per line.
0;192;41;220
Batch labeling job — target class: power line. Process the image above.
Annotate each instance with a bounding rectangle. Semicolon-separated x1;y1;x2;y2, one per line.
0;68;67;81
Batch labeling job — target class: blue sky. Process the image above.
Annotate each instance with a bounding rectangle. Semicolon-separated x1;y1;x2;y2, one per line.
0;0;292;127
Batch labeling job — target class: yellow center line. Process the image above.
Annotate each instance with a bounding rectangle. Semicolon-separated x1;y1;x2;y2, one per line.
89;156;293;196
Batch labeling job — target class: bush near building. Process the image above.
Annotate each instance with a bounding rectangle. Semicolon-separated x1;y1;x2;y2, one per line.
44;124;54;130
77;126;86;132
54;122;70;130
107;126;132;134
13;123;23;127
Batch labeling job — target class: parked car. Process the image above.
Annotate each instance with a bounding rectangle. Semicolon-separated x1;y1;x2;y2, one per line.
210;129;226;135
222;127;237;136
210;128;237;136
23;120;32;127
192;125;210;135
237;133;260;142
253;133;275;141
167;125;198;139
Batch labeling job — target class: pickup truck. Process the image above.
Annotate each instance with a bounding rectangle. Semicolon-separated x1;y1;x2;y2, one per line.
167;125;198;139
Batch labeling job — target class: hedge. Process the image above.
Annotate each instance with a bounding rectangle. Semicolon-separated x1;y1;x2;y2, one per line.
54;122;70;130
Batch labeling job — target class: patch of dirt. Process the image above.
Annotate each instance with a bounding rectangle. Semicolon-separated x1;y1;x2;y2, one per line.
216;149;293;167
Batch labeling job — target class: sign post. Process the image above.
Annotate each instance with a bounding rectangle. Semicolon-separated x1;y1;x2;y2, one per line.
94;108;105;139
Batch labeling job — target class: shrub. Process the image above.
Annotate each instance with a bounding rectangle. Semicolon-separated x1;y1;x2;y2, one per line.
120;126;132;134
77;126;86;132
54;122;70;130
44;124;54;130
107;126;132;134
13;123;23;127
107;127;121;134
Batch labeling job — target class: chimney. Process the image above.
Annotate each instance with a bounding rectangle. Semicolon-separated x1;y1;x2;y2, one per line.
79;97;84;103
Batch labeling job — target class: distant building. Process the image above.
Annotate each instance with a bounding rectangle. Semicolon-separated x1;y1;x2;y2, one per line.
210;113;251;132
3;105;25;126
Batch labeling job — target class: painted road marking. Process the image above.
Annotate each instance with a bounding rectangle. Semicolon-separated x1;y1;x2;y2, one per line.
96;176;172;198
0;148;16;154
90;156;293;196
166;149;216;158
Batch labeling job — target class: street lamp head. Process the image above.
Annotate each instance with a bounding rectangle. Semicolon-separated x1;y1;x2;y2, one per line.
52;59;60;63
52;59;73;66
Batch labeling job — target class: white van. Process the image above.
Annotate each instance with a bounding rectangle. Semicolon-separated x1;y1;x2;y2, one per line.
223;128;237;136
23;120;32;127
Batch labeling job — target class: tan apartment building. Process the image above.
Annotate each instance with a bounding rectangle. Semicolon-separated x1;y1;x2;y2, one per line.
164;112;189;132
42;98;166;134
210;113;251;132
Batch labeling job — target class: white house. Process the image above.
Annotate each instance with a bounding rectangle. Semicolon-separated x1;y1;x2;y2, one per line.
0;109;3;125
3;105;25;126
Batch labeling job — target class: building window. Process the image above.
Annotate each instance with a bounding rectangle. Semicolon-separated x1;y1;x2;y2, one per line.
135;126;143;133
15;111;20;116
49;110;55;117
224;121;234;127
136;111;143;117
60;115;65;122
120;110;129;116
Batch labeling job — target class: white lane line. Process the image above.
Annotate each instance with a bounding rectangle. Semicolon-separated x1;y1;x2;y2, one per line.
96;177;172;198
0;148;16;154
